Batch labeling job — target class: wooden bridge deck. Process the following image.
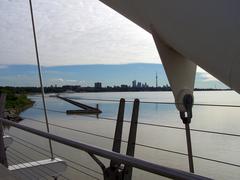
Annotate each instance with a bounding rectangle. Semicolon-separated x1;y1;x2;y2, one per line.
0;164;18;180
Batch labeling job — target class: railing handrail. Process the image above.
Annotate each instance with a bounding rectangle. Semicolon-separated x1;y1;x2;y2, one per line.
1;118;210;180
20;115;240;169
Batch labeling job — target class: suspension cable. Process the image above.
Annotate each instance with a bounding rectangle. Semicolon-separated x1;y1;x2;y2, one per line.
28;0;54;160
66;97;240;108
9;121;240;169
29;107;240;138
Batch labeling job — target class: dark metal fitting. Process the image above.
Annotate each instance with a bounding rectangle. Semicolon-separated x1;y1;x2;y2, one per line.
180;94;193;124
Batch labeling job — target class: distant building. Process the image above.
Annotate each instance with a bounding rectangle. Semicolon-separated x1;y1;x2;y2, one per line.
121;84;128;88
132;80;136;88
94;82;102;89
137;82;142;88
142;82;148;88
156;73;158;88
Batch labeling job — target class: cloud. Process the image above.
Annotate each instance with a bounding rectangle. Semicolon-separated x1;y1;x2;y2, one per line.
49;78;81;85
44;70;61;74
197;66;218;82
55;78;64;82
66;79;77;83
0;0;159;66
199;73;218;82
0;65;8;69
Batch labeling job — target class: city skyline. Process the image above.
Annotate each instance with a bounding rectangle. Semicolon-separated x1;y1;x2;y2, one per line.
0;63;228;89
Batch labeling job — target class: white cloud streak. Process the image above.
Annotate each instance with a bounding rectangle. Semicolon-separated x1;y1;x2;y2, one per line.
197;66;218;82
49;78;82;86
0;0;159;66
0;65;8;69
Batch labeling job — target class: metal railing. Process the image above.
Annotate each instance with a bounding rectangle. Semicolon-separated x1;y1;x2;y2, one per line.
1;118;209;180
2;95;240;179
25;107;240;169
20;114;240;167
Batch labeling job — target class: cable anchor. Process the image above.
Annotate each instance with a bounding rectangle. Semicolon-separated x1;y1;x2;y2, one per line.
180;94;193;124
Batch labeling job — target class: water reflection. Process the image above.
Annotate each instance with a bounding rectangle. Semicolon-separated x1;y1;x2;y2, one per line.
5;91;240;180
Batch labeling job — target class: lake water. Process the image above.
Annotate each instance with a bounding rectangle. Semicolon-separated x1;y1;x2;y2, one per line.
5;91;240;180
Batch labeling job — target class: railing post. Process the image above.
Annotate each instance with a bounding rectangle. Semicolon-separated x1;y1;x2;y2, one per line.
185;123;194;173
180;94;194;173
124;99;140;180
0;93;8;167
96;104;99;119
90;98;126;180
110;98;125;167
90;98;141;180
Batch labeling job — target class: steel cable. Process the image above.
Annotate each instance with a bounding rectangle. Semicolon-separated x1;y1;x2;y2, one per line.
7;129;240;169
24;108;240;138
65;97;240;108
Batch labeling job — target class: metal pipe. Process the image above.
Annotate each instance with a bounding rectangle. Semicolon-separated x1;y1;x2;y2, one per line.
185;123;194;173
1;118;210;180
0;94;8;167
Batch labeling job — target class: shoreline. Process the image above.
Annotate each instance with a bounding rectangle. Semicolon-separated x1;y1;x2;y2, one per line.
4;100;35;122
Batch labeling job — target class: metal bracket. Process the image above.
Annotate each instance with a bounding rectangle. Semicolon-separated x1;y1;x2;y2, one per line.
180;94;193;124
90;98;140;180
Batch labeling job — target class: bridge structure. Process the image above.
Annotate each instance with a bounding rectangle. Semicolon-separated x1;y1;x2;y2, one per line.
1;0;240;179
1;92;240;179
0;93;213;180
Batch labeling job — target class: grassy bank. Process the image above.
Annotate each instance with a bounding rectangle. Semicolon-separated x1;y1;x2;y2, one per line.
0;88;34;121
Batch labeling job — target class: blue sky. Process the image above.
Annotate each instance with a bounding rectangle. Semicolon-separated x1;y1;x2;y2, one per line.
0;64;228;89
